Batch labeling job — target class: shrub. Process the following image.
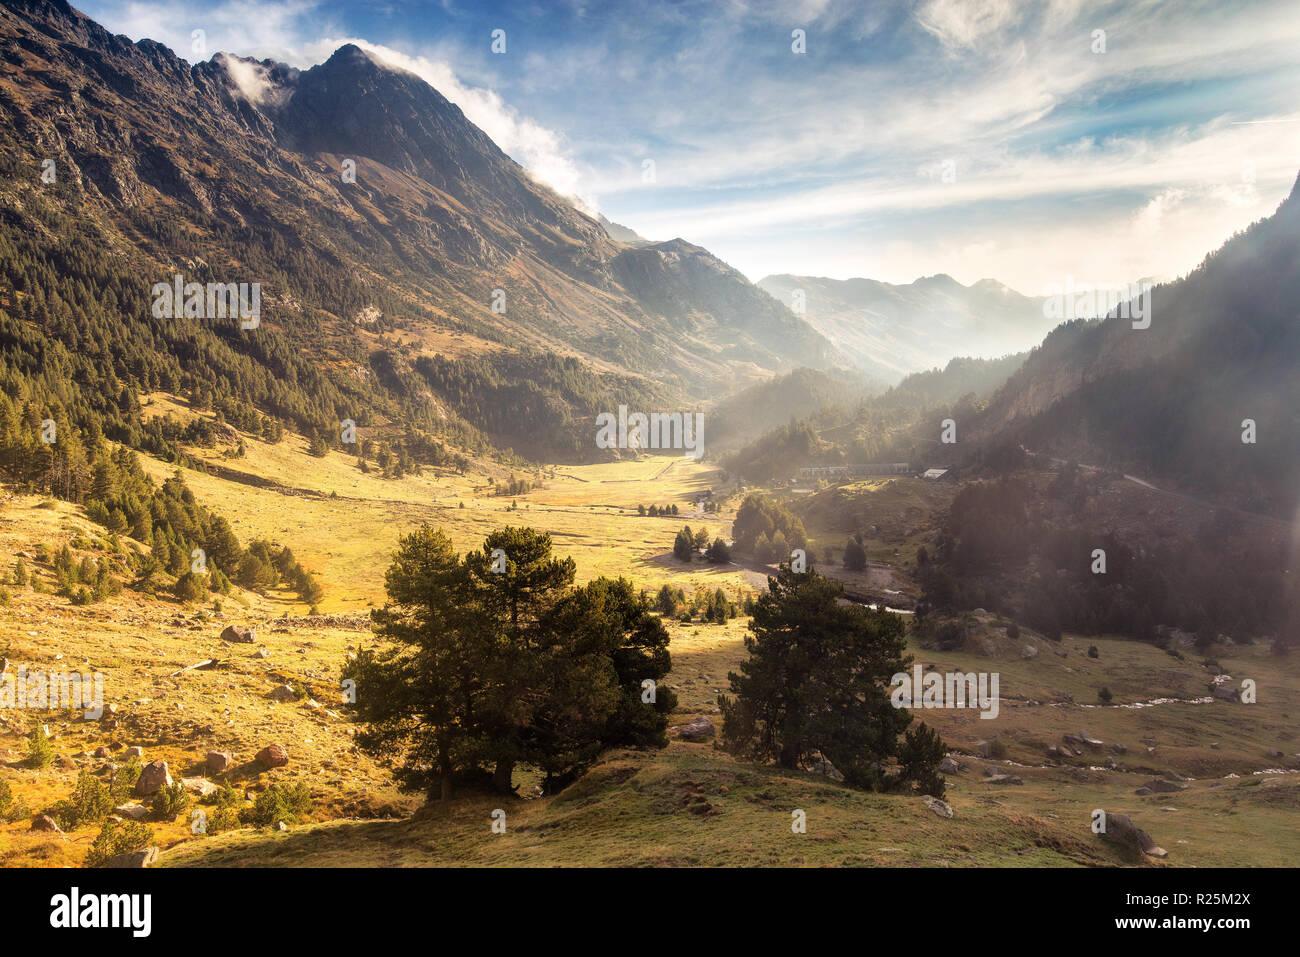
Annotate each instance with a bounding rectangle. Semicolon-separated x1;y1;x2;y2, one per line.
0;777;29;823
12;559;27;586
244;782;312;828
151;781;190;821
25;724;52;769
206;782;245;835
53;770;113;829
84;820;155;868
174;570;208;602
1005;621;1020;639
988;738;1008;760
1087;645;1100;659
110;757;143;802
1098;686;1113;703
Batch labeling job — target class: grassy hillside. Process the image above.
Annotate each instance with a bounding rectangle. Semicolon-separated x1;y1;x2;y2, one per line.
2;398;1297;868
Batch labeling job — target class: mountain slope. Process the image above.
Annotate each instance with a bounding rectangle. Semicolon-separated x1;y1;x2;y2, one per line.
757;272;1052;382
972;173;1300;515
0;0;839;465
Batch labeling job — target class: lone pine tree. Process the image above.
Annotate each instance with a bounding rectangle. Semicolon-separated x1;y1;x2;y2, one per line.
719;564;945;794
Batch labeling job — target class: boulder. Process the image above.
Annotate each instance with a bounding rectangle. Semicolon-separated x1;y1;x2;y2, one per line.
220;625;256;644
675;716;715;742
1211;684;1240;702
30;814;62;833
939;756;963;774
104;846;159;868
113;804;148;821
267;685;298;703
93;746;111;758
134;760;172;796
256;744;289;768
206;750;234;773
123;746;144;759
1143;778;1188;793
809;756;844;781
1079;731;1103;746
1099;813;1166;857
181;777;217;798
984;773;1023;785
1020;645;1038;659
975;740;992;757
922;795;953;818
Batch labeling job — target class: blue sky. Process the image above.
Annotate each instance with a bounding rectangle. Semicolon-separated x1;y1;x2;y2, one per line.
78;0;1300;294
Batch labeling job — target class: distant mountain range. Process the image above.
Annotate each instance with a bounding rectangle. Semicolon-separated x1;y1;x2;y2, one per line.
757;272;1055;383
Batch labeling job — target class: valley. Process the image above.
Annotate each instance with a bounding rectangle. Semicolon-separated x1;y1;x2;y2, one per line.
2;399;1297;868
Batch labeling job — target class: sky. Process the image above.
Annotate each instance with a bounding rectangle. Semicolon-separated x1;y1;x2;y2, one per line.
76;0;1300;294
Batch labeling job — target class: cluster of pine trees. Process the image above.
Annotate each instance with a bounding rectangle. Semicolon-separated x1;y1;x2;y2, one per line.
653;583;741;623
917;470;1297;649
730;493;808;559
344;527;677;798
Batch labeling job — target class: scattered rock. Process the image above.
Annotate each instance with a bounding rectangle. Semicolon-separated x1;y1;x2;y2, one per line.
113;804;148;821
134;760;172;796
1020;645;1038;659
206;751;234;773
220;625;257;644
922;795;953;818
181;777;217;798
984;773;1023;785
809;756;844;781
1099;813;1167;858
939;756;963;774
104;846;159;868
267;685;298;703
256;744;289;768
1134;786;1153;795
674;716;715;742
1079;731;1103;746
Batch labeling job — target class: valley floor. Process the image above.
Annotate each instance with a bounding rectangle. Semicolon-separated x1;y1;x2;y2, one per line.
1;396;1297;867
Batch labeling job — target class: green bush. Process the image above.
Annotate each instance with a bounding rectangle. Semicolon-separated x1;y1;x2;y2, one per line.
151;781;190;821
1087;645;1100;658
25;724;53;769
53;770;114;829
206;782;245;835
244;782;313;828
0;777;29;823
1098;686;1113;703
110;757;143;802
84;820;155;868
